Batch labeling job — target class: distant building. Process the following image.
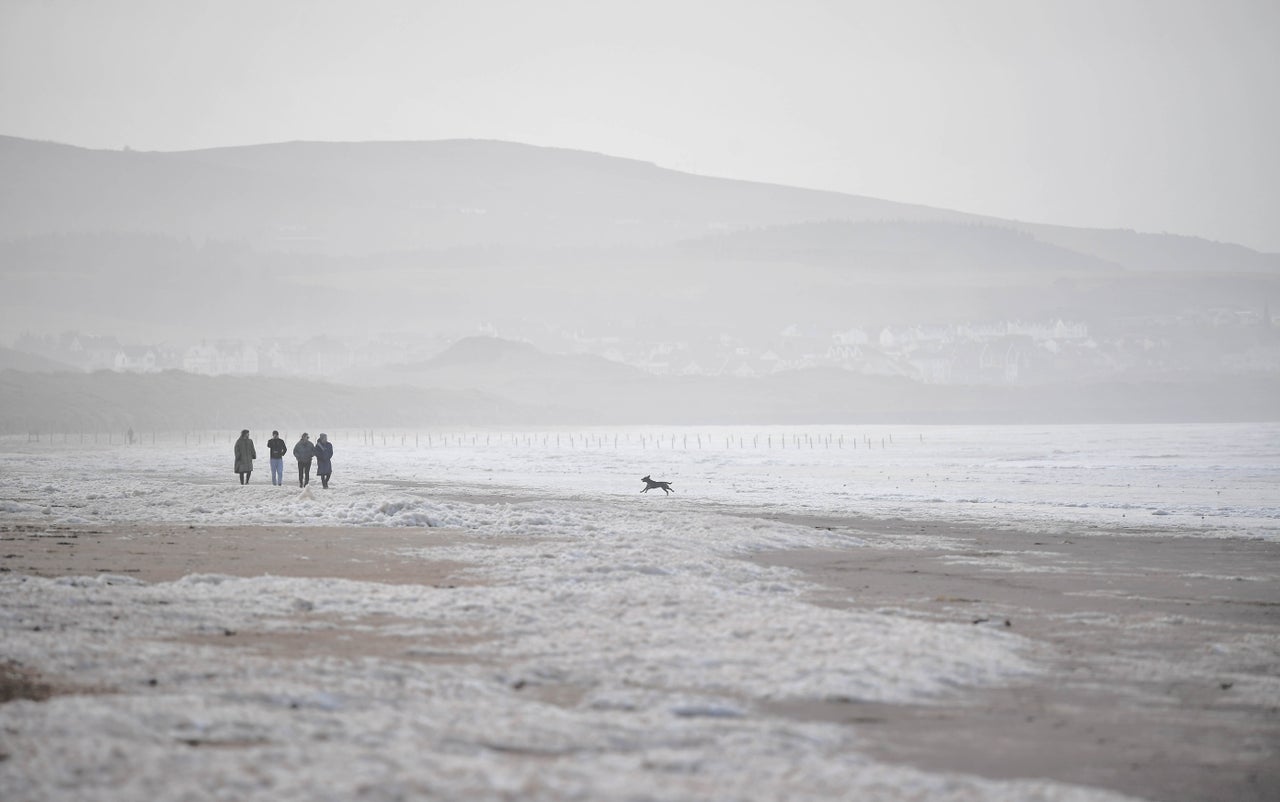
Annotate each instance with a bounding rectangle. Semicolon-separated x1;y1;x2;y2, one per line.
832;327;869;346
909;355;953;384
182;342;260;375
113;346;159;373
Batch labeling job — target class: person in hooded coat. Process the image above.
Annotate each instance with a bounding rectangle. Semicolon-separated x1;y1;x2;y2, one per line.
293;432;316;488
233;429;256;485
314;433;334;489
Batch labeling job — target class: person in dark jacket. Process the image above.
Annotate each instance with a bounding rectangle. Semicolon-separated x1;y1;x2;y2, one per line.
266;430;287;486
293;433;315;488
233;430;256;485
315;433;334;489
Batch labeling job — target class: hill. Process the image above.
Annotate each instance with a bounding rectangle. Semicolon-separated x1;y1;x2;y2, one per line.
3;136;1275;272
0;346;79;373
677;220;1123;273
0;368;556;433
0;136;961;256
2;135;1277;417
3;340;1277;429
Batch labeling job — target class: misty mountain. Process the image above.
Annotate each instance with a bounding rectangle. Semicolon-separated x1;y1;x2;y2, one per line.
4;339;1277;429
0;136;964;255
3;135;1275;272
678;220;1122;273
0;233;332;340
347;336;703;421
403;336;1280;424
2;135;1277;426
0;368;553;432
354;336;645;395
6;225;1271;355
1018;224;1280;274
0;346;78;373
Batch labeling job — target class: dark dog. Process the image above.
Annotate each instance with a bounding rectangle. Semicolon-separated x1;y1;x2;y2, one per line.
641;475;674;495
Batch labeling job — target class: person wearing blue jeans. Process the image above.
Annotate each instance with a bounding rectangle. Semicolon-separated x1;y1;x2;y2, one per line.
266;430;287;486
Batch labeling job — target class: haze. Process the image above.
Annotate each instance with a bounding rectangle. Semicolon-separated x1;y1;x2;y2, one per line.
3;0;1278;252
0;0;1277;428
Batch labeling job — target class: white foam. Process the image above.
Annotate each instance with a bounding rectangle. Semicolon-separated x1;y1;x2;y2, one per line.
4;423;1268;800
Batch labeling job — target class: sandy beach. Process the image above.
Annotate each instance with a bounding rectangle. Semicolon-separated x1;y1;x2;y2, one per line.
3;513;1277;802
750;515;1280;802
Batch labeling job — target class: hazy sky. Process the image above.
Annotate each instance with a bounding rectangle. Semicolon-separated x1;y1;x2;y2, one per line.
3;0;1278;252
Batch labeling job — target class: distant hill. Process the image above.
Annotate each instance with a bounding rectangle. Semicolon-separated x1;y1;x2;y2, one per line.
3;355;1276;429
0;368;556;432
330;337;1280;425
2;135;1277;408
381;336;642;389
0;136;962;256
0;346;79;373
2;136;1275;273
678;220;1123;273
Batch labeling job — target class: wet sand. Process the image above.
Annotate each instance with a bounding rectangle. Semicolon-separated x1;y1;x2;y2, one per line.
0;521;486;705
0;521;476;586
749;515;1280;802
3;517;1278;801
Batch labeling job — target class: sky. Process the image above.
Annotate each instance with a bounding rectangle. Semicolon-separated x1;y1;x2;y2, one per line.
2;0;1278;253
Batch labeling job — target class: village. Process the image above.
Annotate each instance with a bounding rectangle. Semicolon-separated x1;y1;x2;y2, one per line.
11;305;1277;386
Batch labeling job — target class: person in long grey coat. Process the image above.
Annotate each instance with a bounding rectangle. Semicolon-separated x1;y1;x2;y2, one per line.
314;433;334;489
293;432;316;488
233;429;256;485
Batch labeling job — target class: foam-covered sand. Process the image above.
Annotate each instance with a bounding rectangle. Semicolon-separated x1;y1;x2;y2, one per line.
3;513;1278;802
2;425;1278;800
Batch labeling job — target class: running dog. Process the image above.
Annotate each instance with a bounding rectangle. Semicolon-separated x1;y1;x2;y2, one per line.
641;475;674;495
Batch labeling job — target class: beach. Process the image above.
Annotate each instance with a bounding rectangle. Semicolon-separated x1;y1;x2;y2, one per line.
752;515;1280;802
3;514;1277;802
2;424;1278;801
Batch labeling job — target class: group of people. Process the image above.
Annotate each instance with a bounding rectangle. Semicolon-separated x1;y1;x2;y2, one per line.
233;430;334;488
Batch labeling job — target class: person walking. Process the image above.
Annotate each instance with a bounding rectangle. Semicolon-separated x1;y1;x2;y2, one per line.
293;432;316;487
233;429;256;485
266;430;287;486
314;433;334;489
